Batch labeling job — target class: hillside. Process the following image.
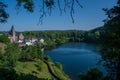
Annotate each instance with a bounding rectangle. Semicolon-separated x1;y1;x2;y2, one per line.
0;41;70;80
14;60;70;80
15;60;53;79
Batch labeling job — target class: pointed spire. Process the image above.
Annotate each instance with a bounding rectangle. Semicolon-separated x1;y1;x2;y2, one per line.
10;25;15;32
11;25;15;31
10;25;16;36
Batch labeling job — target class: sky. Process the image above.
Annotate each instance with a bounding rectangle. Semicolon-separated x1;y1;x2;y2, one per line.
0;0;118;31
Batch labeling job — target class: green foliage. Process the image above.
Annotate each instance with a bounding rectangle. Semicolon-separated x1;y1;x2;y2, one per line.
100;0;120;80
79;67;103;80
45;0;54;7
17;0;34;12
35;62;42;72
3;43;20;68
103;0;120;47
0;68;17;80
20;46;35;61
23;30;102;46
15;61;54;80
0;38;69;80
17;0;54;12
0;47;4;66
55;62;62;70
52;62;70;80
17;73;44;80
0;47;2;54
0;2;9;23
20;44;43;61
44;55;52;61
0;34;10;44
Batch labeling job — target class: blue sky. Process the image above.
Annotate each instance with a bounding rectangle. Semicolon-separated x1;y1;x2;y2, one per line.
0;0;118;31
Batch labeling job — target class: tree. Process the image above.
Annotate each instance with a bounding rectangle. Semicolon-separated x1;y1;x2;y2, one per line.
0;34;10;44
101;0;120;80
79;67;103;80
103;0;120;48
4;44;20;68
20;45;43;61
20;46;34;61
0;2;9;23
0;0;82;24
0;47;4;65
0;68;17;80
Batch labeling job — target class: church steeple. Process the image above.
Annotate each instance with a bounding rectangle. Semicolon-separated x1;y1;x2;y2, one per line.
8;25;24;43
11;25;15;34
10;25;16;41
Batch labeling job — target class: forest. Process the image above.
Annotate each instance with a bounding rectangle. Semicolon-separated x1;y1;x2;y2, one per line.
22;28;102;49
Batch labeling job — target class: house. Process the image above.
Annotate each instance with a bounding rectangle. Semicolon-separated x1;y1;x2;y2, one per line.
18;39;23;43
7;25;44;47
25;41;32;45
8;25;24;43
31;38;37;43
38;38;44;43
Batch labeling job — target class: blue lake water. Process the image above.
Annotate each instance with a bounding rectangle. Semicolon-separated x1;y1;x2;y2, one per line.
44;42;106;80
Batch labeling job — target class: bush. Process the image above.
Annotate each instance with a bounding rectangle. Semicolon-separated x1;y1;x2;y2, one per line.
79;67;103;80
0;34;10;44
55;62;62;70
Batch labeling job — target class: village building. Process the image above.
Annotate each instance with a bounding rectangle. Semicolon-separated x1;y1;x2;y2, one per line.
7;25;44;46
8;25;24;43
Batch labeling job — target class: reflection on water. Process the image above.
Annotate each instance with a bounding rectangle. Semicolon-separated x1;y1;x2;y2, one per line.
44;42;106;80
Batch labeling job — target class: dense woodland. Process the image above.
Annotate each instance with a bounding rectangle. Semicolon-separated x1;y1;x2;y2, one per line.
22;28;102;48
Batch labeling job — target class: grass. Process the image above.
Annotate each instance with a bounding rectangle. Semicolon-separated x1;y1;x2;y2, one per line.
53;66;70;80
48;61;70;80
15;60;70;80
14;60;53;79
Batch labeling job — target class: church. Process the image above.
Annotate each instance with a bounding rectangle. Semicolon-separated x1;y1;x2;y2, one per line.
8;25;24;43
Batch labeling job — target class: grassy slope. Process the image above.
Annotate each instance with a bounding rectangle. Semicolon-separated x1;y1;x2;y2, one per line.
14;60;53;79
15;60;70;80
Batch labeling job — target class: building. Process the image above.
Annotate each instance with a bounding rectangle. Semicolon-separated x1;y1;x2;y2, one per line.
8;25;24;43
39;38;44;43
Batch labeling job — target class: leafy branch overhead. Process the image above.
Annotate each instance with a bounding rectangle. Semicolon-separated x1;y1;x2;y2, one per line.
0;2;9;23
0;0;83;24
103;0;120;25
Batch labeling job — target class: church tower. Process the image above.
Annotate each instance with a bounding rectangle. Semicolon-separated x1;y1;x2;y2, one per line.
8;25;24;43
10;25;16;42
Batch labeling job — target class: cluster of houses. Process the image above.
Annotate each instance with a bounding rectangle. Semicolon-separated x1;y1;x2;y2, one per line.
8;25;44;47
18;38;44;47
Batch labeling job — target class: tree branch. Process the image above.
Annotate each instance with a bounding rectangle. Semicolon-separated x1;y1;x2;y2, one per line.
70;0;75;23
58;0;62;15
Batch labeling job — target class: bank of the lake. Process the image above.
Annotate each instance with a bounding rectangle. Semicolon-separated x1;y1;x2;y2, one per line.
44;42;106;80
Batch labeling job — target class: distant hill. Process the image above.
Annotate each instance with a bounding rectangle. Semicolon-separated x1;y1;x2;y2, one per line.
89;26;105;33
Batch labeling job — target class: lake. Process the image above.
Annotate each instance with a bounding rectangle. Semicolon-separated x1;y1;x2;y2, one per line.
44;42;106;80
